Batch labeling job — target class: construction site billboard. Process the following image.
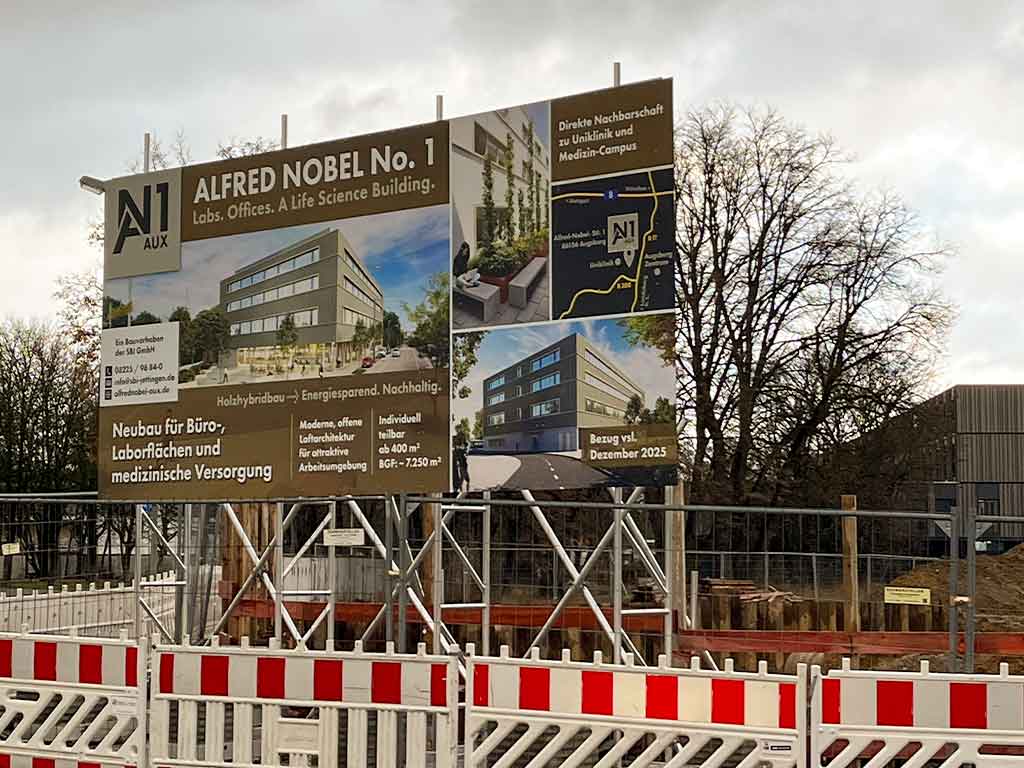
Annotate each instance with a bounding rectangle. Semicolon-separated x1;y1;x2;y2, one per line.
97;79;678;500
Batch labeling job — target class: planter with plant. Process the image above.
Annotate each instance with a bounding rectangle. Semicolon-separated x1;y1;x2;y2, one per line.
478;242;531;302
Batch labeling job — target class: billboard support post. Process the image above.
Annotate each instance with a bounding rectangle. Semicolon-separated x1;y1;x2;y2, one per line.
612;487;623;664
397;493;410;654
134;503;143;640
432;499;443;654
274;501;284;643
327;500;337;647
177;503;191;642
280;113;288;149
436;94;443;121
482;491;492;656
613;61;621;87
143;132;151;173
663;485;674;661
384;495;395;645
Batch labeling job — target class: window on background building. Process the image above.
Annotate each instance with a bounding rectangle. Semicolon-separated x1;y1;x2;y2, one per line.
487;376;505;391
231;307;318;336
227;247;320;294
585;350;640;400
530;399;559;418
510;408;521;421
531;349;560;372
586;398;625;419
531;372;560;392
474;122;505;161
487;412;505;426
488;392;505;406
584;373;633;403
977;482;1000;517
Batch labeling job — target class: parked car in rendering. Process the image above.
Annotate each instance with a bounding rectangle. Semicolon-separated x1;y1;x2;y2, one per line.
361;356;374;368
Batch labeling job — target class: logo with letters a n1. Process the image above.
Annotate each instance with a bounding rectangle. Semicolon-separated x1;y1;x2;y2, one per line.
104;167;182;280
114;181;170;254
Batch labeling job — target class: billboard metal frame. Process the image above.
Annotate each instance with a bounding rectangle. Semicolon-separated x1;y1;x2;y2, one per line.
0;491;961;674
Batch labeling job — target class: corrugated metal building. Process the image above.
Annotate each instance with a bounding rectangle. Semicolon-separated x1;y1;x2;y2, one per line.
898;385;1024;549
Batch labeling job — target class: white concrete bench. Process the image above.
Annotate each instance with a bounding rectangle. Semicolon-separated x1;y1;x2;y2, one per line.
454;281;500;323
509;257;546;308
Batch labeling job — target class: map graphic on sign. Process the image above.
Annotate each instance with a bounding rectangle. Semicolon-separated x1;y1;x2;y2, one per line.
551;168;674;320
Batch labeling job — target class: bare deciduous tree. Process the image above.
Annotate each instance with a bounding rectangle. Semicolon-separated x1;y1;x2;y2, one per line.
629;104;954;505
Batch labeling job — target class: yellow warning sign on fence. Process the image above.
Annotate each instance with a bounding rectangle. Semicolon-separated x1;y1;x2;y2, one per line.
884;586;931;605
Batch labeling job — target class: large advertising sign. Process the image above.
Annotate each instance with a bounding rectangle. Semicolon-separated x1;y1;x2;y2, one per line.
98;79;677;500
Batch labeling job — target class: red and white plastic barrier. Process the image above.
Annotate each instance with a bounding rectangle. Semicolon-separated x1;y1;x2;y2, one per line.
0;630;145;768
811;659;1024;767
150;637;458;768
10;627;1024;768
466;645;806;768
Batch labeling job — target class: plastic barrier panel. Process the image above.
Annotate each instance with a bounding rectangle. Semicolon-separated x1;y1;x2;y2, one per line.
150;637;458;768
467;646;806;768
0;630;145;768
811;659;1024;767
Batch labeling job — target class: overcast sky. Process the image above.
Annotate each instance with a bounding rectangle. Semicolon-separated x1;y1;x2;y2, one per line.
2;1;1020;387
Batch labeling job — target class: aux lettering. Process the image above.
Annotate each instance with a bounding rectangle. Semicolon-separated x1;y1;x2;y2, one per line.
113;182;170;255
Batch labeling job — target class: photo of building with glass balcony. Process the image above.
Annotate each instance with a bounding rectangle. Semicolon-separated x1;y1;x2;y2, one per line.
220;227;383;372
480;332;644;452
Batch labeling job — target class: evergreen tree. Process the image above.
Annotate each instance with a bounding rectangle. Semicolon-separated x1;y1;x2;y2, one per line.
193;308;230;364
625;394;645;425
168;306;195;365
276;314;298;363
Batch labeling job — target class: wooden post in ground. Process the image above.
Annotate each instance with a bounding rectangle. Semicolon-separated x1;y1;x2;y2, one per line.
670;481;687;641
421;496;438;651
841;495;860;666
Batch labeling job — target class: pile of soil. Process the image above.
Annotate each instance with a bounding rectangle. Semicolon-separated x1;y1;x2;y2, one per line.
886;543;1024;631
870;653;1024;674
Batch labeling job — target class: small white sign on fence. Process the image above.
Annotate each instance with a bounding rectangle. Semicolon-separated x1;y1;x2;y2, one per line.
1;542;20;556
323;528;365;547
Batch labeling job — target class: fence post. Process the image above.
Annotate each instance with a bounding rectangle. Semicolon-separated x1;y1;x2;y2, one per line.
136;634;150;768
841;495;860;635
948;497;961;672
966;499;978;672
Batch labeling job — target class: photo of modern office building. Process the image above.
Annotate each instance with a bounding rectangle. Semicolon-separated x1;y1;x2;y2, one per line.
220;227;383;373
480;332;644;453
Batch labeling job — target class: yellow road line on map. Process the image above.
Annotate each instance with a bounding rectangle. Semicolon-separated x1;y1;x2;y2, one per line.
630;170;659;312
550;192;605;201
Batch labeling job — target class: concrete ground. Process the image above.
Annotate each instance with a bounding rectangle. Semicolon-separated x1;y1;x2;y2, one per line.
467;451;610;491
453;270;550;330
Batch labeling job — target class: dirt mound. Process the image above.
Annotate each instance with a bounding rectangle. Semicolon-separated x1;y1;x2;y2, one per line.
886;543;1024;630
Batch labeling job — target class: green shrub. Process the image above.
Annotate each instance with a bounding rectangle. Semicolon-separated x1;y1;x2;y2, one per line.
478;241;528;277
